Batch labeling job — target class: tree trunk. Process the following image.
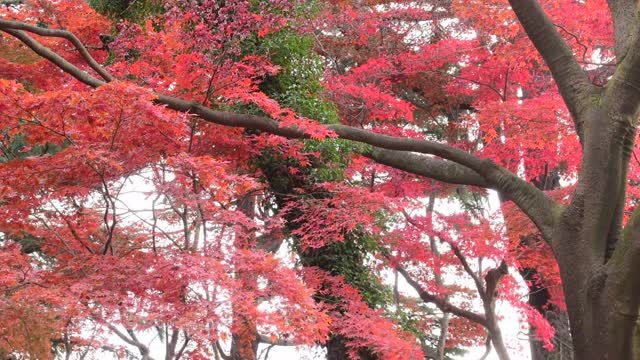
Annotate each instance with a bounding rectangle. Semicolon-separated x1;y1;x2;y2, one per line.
436;312;450;360
326;336;376;360
552;101;640;360
230;196;259;360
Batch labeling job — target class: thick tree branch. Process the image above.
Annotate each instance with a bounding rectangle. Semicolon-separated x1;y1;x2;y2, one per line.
609;31;640;111
606;0;639;60
106;324;154;360
0;28;105;87
608;206;640;320
509;0;596;140
160;99;560;241
0;19;114;81
364;148;489;187
592;32;640;260
396;266;487;326
480;161;560;242
0;22;561;242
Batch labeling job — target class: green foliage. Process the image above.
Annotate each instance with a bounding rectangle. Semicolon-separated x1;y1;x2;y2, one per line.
88;0;163;22
0;133;62;256
254;29;339;125
0;133;66;163
243;14;393;312
298;232;390;307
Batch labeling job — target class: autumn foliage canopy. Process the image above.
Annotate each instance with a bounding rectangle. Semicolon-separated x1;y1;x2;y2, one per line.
0;0;630;359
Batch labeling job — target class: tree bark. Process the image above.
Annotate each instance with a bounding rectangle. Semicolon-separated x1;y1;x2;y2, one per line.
551;103;640;360
326;336;377;360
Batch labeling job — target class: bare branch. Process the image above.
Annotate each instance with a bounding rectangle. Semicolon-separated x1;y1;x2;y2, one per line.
174;331;190;360
479;337;493;360
105;324;154;360
449;243;485;297
396;266;488;326
401;209;486;297
215;341;232;360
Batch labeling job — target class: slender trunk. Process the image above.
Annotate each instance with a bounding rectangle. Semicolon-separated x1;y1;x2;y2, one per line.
436;312;450;360
165;328;179;360
426;190;451;360
230;196;259;360
489;327;510;360
483;262;511;360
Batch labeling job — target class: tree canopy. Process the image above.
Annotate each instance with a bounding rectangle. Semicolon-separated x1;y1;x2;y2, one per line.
0;0;638;359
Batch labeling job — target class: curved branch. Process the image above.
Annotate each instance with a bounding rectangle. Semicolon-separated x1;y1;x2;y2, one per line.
608;30;640;111
0;19;114;82
1;28;105;87
553;23;588;62
215;340;232;360
396;266;488;326
105;324;154;360
364;148;490;187
508;0;596;141
0;23;561;242
479;337;493;360
400;209;486;295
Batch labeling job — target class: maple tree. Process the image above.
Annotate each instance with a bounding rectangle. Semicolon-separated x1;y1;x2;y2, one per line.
1;0;640;359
